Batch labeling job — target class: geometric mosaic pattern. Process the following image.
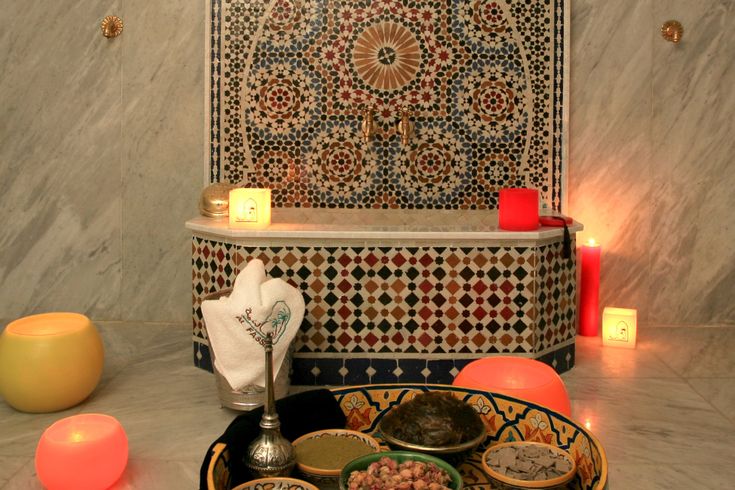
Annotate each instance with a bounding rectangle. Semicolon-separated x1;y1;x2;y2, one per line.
208;0;568;210
192;236;576;381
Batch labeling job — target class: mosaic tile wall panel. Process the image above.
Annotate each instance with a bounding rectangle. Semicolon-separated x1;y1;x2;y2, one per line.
192;236;577;376
534;237;576;353
235;244;538;355
208;0;568;210
192;237;239;359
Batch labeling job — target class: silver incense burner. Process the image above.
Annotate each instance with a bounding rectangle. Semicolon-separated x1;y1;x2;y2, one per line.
244;333;295;478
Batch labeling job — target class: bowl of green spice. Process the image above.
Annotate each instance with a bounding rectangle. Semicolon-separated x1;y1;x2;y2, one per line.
293;429;381;489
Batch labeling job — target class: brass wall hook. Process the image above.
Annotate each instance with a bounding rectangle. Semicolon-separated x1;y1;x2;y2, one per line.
360;105;376;144
661;20;683;44
397;107;413;145
101;16;124;39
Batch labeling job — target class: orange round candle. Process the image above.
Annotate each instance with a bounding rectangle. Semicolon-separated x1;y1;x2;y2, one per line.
35;414;128;490
579;238;601;336
453;357;571;416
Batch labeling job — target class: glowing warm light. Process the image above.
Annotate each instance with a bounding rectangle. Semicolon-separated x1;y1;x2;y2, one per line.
579;239;601;336
453;357;571;416
0;312;104;413
602;307;638;349
35;414;128;490
498;188;540;231
584;419;592;430
228;188;271;229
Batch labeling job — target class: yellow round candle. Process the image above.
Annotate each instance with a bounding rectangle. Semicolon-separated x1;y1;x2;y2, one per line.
0;313;104;413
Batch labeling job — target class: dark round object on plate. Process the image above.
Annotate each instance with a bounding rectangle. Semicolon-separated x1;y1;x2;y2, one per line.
378;391;487;464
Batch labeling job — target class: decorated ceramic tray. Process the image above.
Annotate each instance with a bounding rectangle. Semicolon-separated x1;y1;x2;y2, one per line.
206;384;608;490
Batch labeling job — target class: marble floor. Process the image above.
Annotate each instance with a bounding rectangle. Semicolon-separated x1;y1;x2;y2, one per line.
1;323;734;489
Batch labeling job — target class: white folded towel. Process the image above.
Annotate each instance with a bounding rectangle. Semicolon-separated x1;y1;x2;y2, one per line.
201;259;305;391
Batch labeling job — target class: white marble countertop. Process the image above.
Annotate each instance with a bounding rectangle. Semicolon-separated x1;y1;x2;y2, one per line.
186;212;583;241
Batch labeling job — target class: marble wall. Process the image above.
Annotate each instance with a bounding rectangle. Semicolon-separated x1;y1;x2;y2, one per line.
1;0;732;326
0;0;203;322
569;0;735;325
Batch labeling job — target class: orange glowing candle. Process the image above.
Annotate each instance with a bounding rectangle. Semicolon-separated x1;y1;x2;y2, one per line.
453;357;571;416
35;414;128;490
579;238;601;336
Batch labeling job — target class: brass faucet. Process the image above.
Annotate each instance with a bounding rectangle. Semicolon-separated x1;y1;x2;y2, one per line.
397;107;413;145
360;105;376;144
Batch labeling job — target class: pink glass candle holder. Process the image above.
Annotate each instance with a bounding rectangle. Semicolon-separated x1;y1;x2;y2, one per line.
498;188;540;231
35;413;128;490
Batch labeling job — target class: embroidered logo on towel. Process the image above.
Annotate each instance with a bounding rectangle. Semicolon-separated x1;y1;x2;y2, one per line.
237;301;291;347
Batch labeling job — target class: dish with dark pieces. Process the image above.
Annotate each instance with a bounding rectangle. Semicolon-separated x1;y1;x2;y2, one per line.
378;391;486;464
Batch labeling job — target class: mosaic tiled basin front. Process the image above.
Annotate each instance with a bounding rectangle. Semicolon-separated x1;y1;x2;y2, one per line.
191;224;577;383
205;385;608;489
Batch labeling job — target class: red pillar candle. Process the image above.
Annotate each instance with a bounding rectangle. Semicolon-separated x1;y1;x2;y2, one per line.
498;188;539;231
579;238;601;336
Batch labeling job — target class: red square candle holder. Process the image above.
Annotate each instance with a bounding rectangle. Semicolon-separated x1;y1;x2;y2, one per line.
498;188;540;231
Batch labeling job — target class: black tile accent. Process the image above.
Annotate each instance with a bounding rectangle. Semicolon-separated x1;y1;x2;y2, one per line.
397;358;428;383
370;358;399;383
536;343;575;375
453;358;474;375
195;343;214;373
426;360;454;384
344;358;371;385
314;358;345;385
291;357;317;385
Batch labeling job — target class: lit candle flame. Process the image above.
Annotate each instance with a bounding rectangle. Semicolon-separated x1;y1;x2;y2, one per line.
587;238;598;247
69;431;85;443
584;419;592;430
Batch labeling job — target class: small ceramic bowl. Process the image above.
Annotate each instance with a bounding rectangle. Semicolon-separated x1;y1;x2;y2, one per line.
481;441;577;489
339;451;463;490
232;477;318;490
292;429;381;489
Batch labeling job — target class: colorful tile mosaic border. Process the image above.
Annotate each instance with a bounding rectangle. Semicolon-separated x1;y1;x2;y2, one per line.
207;0;569;210
192;236;577;381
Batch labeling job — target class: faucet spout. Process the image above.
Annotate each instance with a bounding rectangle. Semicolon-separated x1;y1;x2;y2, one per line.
361;106;376;144
397;107;413;145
